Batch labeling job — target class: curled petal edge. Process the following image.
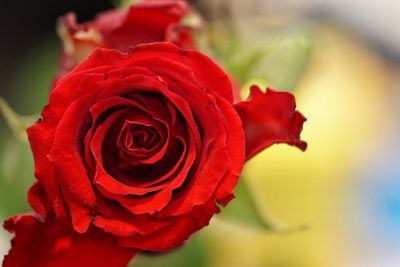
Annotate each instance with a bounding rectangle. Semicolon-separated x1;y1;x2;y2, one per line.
235;85;307;161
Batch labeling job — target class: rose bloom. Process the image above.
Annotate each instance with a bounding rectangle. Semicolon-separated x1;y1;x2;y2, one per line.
3;42;306;266
56;0;197;81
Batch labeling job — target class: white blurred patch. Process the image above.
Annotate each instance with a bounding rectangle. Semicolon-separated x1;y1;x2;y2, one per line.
203;0;400;57
0;221;11;263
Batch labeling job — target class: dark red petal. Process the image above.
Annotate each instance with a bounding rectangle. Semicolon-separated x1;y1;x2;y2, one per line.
118;200;219;251
98;184;173;215
3;214;137;267
235;85;307;160
94;192;132;218
93;215;170;237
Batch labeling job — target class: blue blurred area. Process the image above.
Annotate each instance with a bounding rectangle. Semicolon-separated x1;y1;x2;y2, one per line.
364;141;400;243
343;115;400;266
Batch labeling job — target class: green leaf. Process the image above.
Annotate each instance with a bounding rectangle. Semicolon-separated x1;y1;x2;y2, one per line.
0;97;38;142
0;35;57;222
218;176;307;233
225;33;312;88
248;34;312;91
0;135;34;218
225;40;279;84
206;22;239;61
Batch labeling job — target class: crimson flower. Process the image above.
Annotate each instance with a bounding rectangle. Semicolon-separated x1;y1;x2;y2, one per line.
3;42;306;266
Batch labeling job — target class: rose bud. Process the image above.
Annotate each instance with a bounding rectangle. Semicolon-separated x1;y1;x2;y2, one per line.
56;0;199;80
4;43;306;265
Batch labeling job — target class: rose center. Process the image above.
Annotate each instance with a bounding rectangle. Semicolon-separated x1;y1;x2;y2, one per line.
118;121;161;154
130;125;158;149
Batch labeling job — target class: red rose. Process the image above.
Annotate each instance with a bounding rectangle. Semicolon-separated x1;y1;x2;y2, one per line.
57;0;198;80
4;43;306;265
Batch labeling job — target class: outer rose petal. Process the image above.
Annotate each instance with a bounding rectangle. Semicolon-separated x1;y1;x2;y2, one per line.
70;44;235;103
235;85;307;160
213;96;245;205
3;214;137;267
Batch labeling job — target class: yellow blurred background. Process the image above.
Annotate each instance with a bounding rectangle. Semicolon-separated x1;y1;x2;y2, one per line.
202;25;395;267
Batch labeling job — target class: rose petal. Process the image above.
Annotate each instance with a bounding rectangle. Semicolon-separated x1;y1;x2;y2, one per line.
27;182;49;220
93;215;171;237
71;43;235;102
61;189;93;233
235;85;307;160
212;96;245;205
3;213;137;267
47;95;97;209
118;200;219;251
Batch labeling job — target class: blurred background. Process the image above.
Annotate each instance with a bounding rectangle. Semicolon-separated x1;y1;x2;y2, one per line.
0;0;399;266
